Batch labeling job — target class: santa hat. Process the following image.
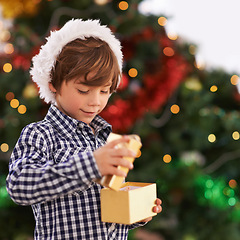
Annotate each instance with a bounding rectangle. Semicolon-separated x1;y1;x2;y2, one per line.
30;19;123;104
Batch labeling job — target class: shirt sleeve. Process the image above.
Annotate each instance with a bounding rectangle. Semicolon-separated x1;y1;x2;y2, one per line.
6;124;101;206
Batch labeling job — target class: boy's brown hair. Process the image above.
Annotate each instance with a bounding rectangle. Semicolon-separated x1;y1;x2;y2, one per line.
50;37;121;93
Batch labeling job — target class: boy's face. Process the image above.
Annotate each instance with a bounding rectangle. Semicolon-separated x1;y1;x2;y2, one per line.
49;76;111;125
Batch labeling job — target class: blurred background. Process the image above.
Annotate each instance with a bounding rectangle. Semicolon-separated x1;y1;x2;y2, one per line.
0;0;240;239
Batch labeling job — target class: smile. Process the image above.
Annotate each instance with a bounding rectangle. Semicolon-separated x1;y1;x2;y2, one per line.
81;109;97;115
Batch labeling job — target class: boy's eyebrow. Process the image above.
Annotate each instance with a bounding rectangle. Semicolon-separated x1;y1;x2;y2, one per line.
74;81;112;87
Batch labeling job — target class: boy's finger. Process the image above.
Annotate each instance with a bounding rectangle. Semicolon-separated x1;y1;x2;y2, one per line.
111;148;136;158
109;166;128;177
107;136;130;148
112;157;134;170
152;205;162;213
155;198;162;205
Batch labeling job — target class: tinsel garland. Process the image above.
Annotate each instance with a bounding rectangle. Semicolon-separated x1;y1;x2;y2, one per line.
101;28;191;132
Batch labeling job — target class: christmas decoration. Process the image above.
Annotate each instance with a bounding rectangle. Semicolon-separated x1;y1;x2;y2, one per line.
0;0;40;18
0;0;240;239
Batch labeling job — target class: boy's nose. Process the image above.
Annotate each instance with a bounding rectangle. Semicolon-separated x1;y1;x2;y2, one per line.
88;93;101;106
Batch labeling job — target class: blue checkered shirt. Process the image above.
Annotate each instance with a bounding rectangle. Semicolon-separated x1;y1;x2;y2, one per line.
6;105;143;239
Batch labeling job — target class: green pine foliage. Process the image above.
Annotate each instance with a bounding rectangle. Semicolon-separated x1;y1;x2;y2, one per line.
0;0;239;239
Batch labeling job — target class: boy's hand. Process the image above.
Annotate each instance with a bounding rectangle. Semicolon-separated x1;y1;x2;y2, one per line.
94;136;136;177
141;198;162;223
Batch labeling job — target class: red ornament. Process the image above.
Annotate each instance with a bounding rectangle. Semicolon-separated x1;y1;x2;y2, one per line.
117;73;129;91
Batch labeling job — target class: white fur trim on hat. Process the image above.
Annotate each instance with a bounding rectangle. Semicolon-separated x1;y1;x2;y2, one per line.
30;19;123;104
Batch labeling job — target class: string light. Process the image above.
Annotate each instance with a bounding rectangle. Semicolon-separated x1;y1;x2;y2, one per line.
3;63;12;73
170;104;180;114
0;143;9;153
10;99;19;108
158;17;167;26
163;154;172;163
230;74;239;85
18;105;27;114
118;1;128;10
5;92;14;101
210;85;218;92
229;179;237;189
94;0;109;5
205;179;214;188
128;68;138;78
208;134;216;143
167;33;178;41
0;30;11;42
4;43;14;54
228;197;236;206
163;47;174;57
232;131;240;140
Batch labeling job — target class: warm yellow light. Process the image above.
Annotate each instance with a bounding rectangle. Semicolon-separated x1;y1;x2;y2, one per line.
128;68;138;78
4;43;14;54
3;63;12;73
18;105;27;114
229;179;237;189
94;0;109;5
167;33;178;41
10;99;19;108
170;104;180;114
158;17;167;26
232;131;240;140
163;47;174;57
0;143;9;153
230;75;239;85
163;154;172;163
210;85;218;92
208;134;216;143
119;1;128;10
0;30;11;42
5;92;15;101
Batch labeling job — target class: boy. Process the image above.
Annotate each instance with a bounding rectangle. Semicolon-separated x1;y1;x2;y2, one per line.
6;19;162;239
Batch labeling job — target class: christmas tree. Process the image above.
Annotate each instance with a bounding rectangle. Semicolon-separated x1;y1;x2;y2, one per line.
0;0;240;239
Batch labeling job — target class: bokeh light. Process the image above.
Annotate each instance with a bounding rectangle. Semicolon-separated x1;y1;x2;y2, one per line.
163;47;174;56
10;99;19;108
208;134;216;143
163;154;172;163
230;75;239;85
210;85;218;92
0;143;9;152
170;104;180;114
5;92;14;101
3;63;12;73
128;68;138;78
232;131;240;140
119;1;128;10
18;105;27;114
158;17;167;26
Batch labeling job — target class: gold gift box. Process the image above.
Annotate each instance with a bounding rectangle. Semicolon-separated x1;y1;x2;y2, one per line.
99;133;142;191
100;182;157;224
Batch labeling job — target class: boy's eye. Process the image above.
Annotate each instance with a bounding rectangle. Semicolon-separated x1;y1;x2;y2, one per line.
78;89;89;94
101;90;110;94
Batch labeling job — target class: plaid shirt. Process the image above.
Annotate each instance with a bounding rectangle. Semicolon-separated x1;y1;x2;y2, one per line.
6;105;143;240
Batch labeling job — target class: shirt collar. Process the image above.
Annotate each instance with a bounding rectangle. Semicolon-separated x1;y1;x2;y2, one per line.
45;105;112;138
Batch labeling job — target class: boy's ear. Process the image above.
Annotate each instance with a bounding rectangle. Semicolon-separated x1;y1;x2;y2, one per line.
49;82;57;93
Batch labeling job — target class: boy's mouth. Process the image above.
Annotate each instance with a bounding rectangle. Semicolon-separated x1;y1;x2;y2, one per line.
81;109;97;115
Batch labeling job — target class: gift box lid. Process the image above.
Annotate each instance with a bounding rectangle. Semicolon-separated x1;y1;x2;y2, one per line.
99;133;142;191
